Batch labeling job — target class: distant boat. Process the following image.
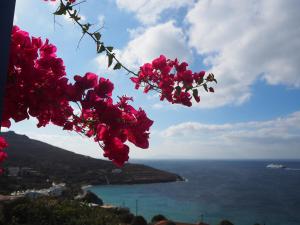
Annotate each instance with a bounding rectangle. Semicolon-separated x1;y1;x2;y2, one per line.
266;163;286;169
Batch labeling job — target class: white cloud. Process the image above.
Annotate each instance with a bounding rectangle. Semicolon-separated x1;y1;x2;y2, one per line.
158;111;300;159
127;27;145;39
111;21;192;70
186;0;300;108
116;0;192;25
98;15;105;26
150;101;182;111
152;103;164;109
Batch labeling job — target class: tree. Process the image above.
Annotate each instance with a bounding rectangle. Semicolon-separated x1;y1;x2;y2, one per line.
0;0;216;171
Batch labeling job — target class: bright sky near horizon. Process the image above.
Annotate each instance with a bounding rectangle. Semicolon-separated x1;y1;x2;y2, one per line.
7;0;300;160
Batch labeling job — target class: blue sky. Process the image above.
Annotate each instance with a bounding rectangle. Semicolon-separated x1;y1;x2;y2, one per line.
7;0;300;160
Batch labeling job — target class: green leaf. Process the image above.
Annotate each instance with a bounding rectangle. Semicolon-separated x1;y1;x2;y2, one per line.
82;23;91;33
54;3;67;15
185;85;193;91
213;78;218;84
74;15;81;21
175;86;181;95
113;62;122;70
106;46;114;52
97;44;105;53
94;32;101;41
108;54;114;68
203;83;208;92
193;89;198;97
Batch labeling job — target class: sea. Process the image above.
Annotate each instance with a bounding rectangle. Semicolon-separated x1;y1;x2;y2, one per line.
88;160;300;225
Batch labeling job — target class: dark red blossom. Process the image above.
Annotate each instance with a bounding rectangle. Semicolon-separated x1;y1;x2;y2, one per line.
103;137;129;167
131;55;215;107
95;78;114;98
0;137;8;151
0;137;8;174
2;26;153;167
74;72;98;90
125;109;153;149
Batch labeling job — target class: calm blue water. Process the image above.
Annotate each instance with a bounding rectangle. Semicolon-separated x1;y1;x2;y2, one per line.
89;160;300;225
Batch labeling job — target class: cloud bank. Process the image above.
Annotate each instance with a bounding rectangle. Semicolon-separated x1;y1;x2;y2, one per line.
187;0;300;107
113;0;300;109
158;111;300;159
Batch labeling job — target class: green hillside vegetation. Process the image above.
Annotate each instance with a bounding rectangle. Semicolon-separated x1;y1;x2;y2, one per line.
0;196;130;225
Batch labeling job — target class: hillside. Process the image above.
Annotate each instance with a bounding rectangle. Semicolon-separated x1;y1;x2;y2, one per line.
0;131;182;194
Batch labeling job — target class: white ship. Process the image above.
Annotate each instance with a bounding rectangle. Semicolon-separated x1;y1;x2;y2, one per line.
266;163;286;169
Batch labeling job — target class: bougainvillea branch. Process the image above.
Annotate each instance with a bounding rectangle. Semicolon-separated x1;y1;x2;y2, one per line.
2;26;153;168
53;0;217;106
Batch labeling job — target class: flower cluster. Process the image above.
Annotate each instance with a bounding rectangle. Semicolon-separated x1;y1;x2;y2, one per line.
4;26;72;129
1;26;153;169
0;137;8;173
131;55;216;107
65;74;153;166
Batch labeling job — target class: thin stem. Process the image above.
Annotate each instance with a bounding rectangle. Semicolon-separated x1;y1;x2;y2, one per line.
77;32;86;49
61;0;138;77
56;0;214;100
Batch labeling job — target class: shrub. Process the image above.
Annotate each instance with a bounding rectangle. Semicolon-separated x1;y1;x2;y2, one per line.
131;215;147;225
0;196;122;225
151;214;167;224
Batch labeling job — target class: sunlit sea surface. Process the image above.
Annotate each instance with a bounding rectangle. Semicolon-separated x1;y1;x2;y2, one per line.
89;160;300;225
